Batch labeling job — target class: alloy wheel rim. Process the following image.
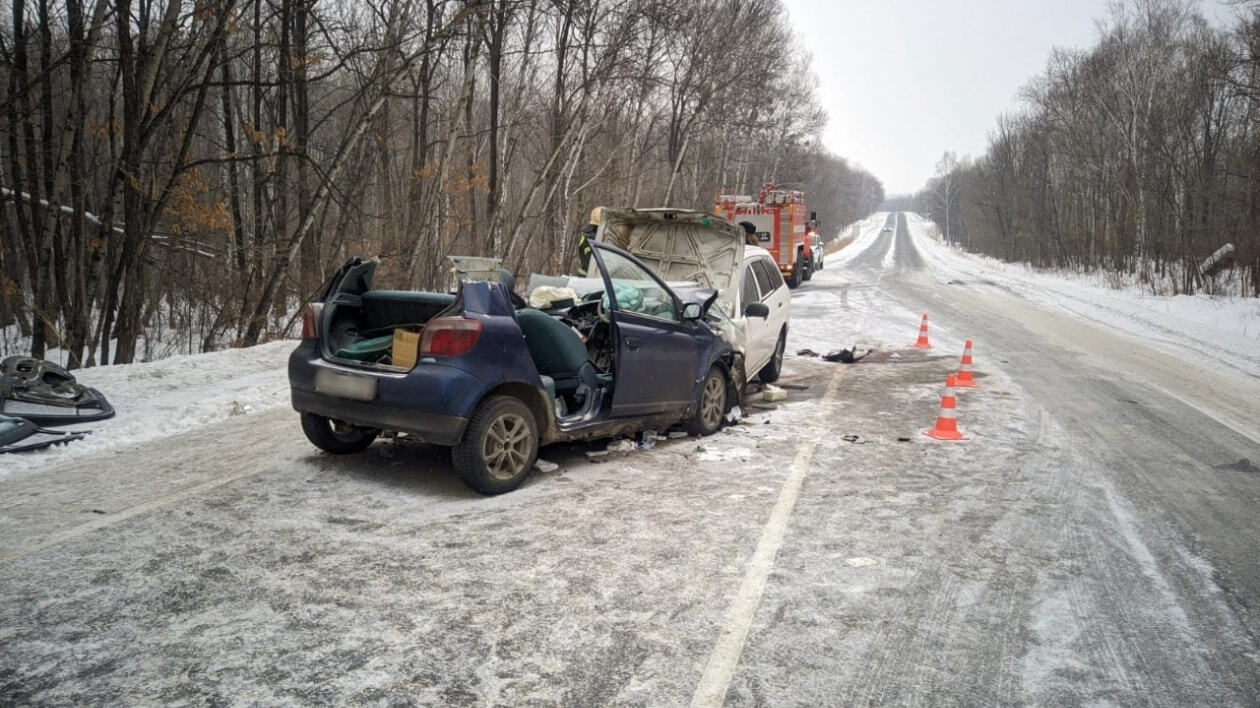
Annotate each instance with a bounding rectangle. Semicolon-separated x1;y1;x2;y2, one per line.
701;375;724;428
482;412;532;480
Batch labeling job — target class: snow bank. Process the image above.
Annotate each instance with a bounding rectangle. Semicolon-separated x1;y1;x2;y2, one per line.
1;340;295;478
903;214;1260;378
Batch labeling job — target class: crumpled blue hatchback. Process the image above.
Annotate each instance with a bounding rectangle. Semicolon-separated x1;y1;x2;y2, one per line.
289;209;745;494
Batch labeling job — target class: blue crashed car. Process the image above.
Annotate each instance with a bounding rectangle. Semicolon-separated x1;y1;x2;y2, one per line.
289;209;744;494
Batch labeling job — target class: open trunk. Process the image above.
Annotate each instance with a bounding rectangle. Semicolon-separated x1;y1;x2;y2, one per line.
315;258;457;369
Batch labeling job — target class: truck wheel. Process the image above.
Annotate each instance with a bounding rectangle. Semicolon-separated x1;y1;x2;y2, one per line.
453;395;538;495
685;367;728;436
800;251;812;281
786;263;801;289
300;412;379;454
759;330;786;383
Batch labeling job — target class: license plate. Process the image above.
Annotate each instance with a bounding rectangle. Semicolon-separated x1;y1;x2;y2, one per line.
314;370;377;402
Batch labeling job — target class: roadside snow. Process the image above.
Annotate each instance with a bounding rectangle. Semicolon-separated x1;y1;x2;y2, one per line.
1;340;295;478
903;214;1260;378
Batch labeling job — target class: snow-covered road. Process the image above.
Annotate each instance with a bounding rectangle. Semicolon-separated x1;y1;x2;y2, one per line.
2;213;1257;704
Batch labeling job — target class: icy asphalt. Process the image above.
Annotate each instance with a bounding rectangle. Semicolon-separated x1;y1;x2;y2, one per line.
2;214;1259;705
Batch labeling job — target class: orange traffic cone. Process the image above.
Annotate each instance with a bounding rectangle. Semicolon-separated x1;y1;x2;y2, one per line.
913;314;932;348
924;374;966;441
955;339;976;388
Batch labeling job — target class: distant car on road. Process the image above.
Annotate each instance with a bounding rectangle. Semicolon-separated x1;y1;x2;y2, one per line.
881;225;893;233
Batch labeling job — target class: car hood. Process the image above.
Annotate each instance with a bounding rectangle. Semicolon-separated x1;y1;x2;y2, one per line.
594;207;745;306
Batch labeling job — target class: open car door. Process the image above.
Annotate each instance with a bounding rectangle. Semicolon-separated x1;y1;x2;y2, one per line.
590;245;702;417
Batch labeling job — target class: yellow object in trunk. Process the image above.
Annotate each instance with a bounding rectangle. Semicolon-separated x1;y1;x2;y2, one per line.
392;329;421;369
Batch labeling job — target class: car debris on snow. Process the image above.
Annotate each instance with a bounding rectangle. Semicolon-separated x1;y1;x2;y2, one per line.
822;346;872;363
0;356;115;426
762;385;787;402
0;414;92;454
533;459;559;473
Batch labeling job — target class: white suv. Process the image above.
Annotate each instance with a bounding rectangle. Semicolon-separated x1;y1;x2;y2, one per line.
811;234;824;271
732;247;791;382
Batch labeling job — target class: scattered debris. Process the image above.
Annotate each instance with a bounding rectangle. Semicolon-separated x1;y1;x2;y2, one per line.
533;459;559;473
724;405;744;423
779;383;809;391
762;385;787;402
667;431;689;439
841;434;867;444
796;348;820;357
1;356;115;425
896;436;911;442
823;346;872;363
749;403;777;411
606;439;635;453
0;414;91;454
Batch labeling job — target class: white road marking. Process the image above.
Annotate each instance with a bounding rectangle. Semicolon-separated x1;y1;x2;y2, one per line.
0;466;266;561
690;365;846;707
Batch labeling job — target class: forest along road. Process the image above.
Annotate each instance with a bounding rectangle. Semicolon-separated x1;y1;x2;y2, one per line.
2;213;1259;705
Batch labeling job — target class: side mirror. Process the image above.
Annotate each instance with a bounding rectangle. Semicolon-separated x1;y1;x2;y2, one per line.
744;302;769;318
682;303;703;320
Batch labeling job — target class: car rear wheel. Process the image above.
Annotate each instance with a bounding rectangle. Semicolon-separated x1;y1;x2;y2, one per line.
685;367;728;436
300;412;379;454
802;251;812;281
453;395;539;495
759;330;786;383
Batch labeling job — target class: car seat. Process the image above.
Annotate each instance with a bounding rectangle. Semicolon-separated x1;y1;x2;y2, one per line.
515;308;607;397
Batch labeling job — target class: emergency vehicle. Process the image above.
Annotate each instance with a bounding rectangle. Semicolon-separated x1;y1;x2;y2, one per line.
713;183;818;288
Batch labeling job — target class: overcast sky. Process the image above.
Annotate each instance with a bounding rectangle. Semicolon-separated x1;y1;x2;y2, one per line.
782;0;1237;196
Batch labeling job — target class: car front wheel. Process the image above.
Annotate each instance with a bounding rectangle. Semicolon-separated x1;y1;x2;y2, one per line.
300;412;379;454
759;330;786;383
453;395;539;495
685;367;728;436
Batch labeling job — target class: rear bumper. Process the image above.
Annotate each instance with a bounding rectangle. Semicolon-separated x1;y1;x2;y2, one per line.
291;388;466;445
288;342;482;446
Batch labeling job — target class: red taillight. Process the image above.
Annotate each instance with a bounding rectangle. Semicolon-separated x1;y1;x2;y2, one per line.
301;303;323;340
419;317;483;357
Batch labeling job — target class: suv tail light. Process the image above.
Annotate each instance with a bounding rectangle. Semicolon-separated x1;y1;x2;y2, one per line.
301;303;323;340
420;317;483;357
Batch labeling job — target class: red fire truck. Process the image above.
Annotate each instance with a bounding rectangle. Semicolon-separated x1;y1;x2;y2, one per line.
713;183;818;288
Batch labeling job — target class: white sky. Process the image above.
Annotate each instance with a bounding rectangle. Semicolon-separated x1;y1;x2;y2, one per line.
782;0;1238;196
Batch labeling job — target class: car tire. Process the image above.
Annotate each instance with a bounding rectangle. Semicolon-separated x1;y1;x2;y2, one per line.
452;395;539;495
685;366;728;436
300;412;379;454
802;252;812;281
759;330;786;383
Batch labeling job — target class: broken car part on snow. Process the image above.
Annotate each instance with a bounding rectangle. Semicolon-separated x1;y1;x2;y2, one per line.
0;356;115;426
